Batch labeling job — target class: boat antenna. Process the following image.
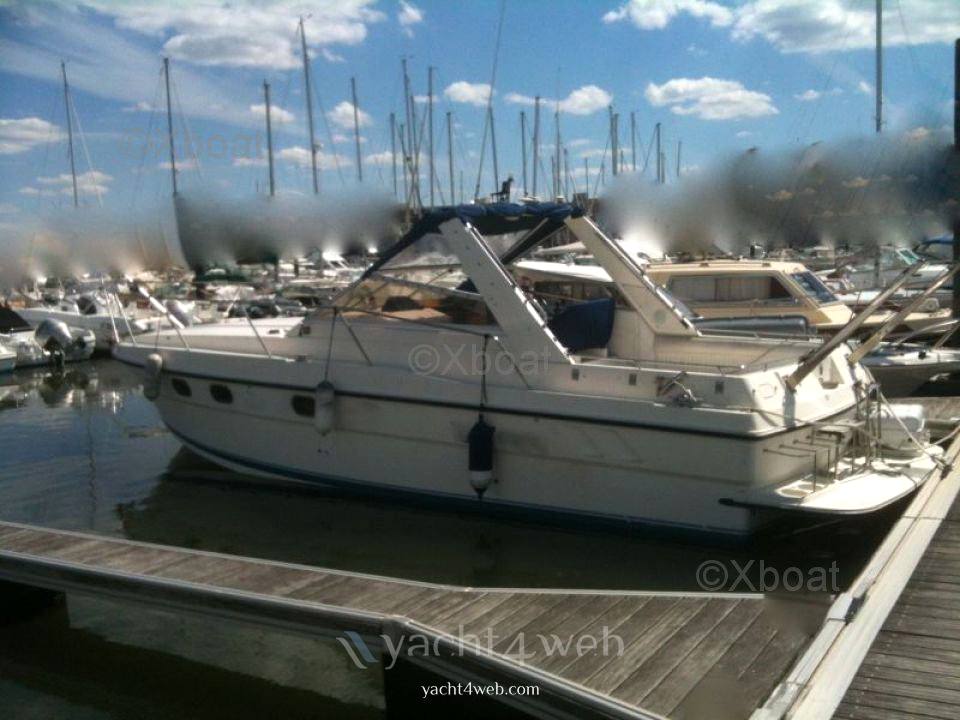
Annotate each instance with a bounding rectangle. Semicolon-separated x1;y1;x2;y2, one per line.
163;57;177;196
263;80;275;196
60;61;79;208
299;16;320;194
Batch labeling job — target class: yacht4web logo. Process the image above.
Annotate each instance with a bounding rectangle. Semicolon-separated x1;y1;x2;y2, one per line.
336;626;625;670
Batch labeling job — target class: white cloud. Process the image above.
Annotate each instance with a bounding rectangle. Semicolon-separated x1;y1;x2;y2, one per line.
857;81;873;95
331;132;366;144
277;145;351;170
736;130;752;138
365;150;393;166
398;1;424;38
327;101;372;129
21;170;112;197
733;0;960;54
413;94;439;104
645;77;778;120
233;156;267;167
505;85;613;116
80;0;387;69
249;103;295;124
158;158;199;171
603;0;733;30
321;48;346;63
559;85;613;115
604;1;959;55
444;81;492;107
121;101;155;113
794;88;842;102
0;117;62;154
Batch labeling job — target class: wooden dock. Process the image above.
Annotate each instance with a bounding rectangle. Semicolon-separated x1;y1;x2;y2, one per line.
0;520;817;720
754;396;960;720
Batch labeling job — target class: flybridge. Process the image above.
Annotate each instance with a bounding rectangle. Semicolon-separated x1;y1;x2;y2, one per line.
362;201;585;280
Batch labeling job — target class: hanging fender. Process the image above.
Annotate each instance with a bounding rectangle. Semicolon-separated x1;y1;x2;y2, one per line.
143;353;163;400
314;380;336;435
467;415;496;499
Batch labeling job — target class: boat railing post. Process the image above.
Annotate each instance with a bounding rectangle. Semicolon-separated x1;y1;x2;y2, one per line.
245;313;272;358
335;310;373;366
115;297;138;347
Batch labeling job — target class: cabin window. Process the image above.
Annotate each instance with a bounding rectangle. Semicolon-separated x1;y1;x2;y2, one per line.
790;271;837;304
171;378;191;397
669;275;794;304
291;395;316;417
209;384;233;404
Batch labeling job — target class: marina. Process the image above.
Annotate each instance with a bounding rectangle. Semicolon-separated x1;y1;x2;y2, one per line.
2;1;960;718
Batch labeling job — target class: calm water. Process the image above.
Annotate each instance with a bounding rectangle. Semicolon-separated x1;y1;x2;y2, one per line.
0;359;903;718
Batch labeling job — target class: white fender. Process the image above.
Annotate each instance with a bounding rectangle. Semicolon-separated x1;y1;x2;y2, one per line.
143;353;163;400
314;380;336;435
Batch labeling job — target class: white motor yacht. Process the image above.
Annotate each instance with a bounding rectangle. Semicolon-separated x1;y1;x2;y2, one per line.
113;204;943;537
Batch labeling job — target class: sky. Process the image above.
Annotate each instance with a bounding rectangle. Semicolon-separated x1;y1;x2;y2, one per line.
0;0;958;224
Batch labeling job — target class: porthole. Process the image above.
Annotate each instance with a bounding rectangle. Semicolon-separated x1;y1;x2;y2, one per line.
171;378;191;397
209;384;233;404
291;395;316;417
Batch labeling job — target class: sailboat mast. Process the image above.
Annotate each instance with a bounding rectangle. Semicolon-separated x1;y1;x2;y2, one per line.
875;0;883;133
630;111;636;173
655;122;662;185
428;66;435;207
447;111;454;204
351;77;363;182
163;57;177;197
532;96;540;197
390;112;398;199
489;105;499;192
520;111;527;196
60;61;79;208
299;17;319;194
263;80;275;197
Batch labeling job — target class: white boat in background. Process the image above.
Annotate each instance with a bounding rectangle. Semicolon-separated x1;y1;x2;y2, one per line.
114;204;942;537
0;307;96;368
18;292;156;351
0;345;15;373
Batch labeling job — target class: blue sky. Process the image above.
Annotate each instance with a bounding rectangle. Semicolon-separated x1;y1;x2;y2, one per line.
0;0;957;220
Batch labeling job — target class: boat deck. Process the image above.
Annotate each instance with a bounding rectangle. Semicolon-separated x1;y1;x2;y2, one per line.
0;521;816;720
752;395;960;720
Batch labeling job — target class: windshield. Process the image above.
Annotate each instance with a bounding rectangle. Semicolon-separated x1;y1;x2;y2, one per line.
897;248;922;264
790;271;838;304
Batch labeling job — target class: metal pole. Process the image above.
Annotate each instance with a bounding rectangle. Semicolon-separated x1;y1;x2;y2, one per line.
299;18;319;194
584;157;588;197
390;112;397;199
263;81;275;197
351;77;363;182
399;122;408;205
447;111;454;205
609;106;617;177
428;66;435;207
532;96;540;197
163;57;177;196
564;147;570;199
630;111;636;173
489;105;499;192
520;111;527;196
875;0;883;133
61;61;79;208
